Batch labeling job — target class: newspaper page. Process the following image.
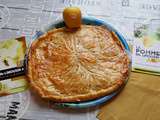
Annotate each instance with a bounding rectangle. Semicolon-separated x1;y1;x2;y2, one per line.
0;0;160;120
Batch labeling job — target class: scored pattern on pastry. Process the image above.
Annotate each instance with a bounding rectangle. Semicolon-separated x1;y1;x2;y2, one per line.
28;25;130;102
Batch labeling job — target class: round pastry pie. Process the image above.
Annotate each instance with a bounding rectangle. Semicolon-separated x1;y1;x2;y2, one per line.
28;25;130;102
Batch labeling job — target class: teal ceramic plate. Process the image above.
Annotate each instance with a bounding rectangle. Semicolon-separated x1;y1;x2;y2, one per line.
31;17;131;109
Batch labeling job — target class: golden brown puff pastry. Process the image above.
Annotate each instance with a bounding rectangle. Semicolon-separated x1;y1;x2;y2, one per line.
28;25;130;102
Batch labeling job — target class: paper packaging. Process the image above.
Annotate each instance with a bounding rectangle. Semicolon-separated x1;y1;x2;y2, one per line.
97;72;160;120
132;21;160;75
0;37;28;96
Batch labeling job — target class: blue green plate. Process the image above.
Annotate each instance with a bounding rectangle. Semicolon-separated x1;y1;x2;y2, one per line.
31;17;131;109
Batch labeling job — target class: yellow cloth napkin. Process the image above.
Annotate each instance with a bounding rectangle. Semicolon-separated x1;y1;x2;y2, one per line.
97;72;160;120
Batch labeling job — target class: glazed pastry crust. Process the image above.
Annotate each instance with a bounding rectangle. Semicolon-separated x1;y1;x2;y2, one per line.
28;25;130;102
